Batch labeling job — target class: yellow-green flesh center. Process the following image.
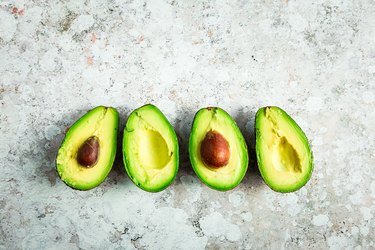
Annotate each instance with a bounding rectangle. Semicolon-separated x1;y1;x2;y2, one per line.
271;136;302;173
138;129;170;170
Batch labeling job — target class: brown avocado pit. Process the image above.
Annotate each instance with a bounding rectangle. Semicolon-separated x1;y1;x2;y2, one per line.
77;136;100;167
200;130;230;168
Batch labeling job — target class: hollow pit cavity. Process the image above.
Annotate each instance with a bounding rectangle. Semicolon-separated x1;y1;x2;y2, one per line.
138;129;170;169
272;136;302;173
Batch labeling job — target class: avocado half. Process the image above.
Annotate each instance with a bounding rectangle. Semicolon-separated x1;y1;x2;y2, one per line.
122;104;179;192
56;106;119;190
255;106;313;193
189;107;249;191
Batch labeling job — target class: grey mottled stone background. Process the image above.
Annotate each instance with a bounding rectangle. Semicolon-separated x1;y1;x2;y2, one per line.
1;0;375;249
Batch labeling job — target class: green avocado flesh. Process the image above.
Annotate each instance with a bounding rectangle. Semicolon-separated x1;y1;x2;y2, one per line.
189;107;249;191
122;104;179;192
255;106;313;193
56;106;119;190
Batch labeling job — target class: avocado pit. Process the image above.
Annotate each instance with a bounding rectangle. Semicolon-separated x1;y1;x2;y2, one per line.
77;136;100;167
200;130;230;168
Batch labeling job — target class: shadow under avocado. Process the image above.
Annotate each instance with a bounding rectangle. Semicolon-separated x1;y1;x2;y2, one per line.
104;105;132;188
42;108;90;188
233;107;264;189
174;106;197;178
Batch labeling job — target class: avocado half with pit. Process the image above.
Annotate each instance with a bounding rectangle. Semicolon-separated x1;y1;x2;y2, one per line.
56;106;119;190
122;104;179;192
189;107;249;191
255;106;313;192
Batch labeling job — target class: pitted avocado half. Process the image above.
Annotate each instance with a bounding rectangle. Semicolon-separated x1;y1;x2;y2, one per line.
56;106;119;190
255;106;313;192
189;107;249;191
56;104;313;193
122;104;179;192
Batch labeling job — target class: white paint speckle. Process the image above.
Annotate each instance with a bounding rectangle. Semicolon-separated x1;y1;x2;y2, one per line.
349;192;363;205
360;207;373;221
319;191;327;201
39;49;59;72
312;136;323;146
199;212;242;242
70;15;95;33
229;191;245;207
312;214;329;226
345;204;352;211
319;127;328;134
286;193;299;204
155;99;177;120
259;19;272;34
360;226;369;236
306;96;323;113
241;212;252;222
284;193;302;216
371;181;375;198
44;125;61;140
351;226;359;235
335;189;343;197
143;207;207;249
332;179;340;187
327;235;350;250
288;14;308;32
0;10;17;43
210;201;222;210
350;171;362;184
362;91;374;104
288;205;302;217
349;57;360;69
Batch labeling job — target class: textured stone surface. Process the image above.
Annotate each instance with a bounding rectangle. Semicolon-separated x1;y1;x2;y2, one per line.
1;0;375;249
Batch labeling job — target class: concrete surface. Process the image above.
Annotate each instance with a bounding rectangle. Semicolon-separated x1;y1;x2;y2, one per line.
1;0;375;249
